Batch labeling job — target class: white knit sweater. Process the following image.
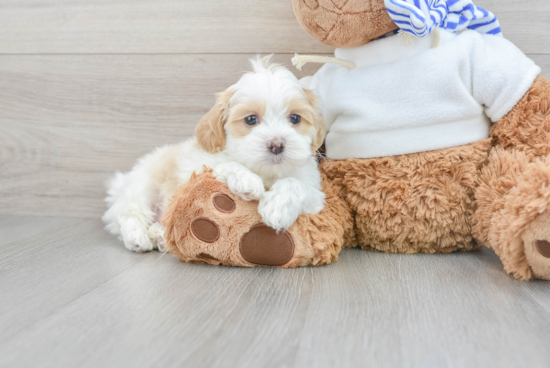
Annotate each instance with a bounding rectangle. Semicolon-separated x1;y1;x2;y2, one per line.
301;30;541;159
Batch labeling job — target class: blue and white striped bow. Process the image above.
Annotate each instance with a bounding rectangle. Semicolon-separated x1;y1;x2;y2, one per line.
385;0;502;38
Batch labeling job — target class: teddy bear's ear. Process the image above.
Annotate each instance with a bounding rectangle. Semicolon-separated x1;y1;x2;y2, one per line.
196;91;233;154
292;0;398;48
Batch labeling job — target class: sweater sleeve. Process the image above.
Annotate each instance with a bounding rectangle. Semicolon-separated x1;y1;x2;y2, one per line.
470;33;541;122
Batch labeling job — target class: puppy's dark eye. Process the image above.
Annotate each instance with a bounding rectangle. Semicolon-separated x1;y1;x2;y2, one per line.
244;115;259;126
290;114;301;125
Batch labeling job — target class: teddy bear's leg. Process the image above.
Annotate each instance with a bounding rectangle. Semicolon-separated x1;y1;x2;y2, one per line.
473;149;550;280
320;140;492;254
161;169;354;267
473;76;550;280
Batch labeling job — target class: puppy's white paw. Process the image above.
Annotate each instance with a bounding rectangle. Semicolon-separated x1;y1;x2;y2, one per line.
148;222;166;252
214;162;265;201
258;191;303;232
121;219;154;253
227;174;265;201
303;189;326;215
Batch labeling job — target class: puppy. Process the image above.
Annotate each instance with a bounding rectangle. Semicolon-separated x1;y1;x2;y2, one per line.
102;56;327;252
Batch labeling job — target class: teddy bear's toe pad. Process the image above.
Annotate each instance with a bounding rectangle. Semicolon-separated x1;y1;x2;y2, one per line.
212;193;236;213
536;240;550;258
191;217;220;243
239;224;295;266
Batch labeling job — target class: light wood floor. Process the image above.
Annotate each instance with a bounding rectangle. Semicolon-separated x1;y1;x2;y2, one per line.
0;215;549;368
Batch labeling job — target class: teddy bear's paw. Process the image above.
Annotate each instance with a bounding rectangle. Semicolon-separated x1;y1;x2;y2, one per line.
147;222;166;252
184;192;295;267
522;211;550;280
120;219;154;253
163;170;348;268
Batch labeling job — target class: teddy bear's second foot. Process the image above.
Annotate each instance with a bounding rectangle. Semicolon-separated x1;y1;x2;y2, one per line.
521;211;550;280
476;151;550;280
162;170;353;268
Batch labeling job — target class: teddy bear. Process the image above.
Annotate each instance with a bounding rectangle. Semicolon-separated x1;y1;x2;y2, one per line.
163;0;550;281
289;0;550;280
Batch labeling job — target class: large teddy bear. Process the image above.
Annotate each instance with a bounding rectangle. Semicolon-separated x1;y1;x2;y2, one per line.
163;0;550;281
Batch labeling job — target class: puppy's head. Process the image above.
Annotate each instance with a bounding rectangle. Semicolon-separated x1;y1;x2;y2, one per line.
196;56;325;172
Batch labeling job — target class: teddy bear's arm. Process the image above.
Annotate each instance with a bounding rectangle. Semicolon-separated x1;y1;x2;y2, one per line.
490;76;550;158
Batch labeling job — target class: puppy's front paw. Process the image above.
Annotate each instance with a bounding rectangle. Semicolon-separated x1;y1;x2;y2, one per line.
121;219;154;253
303;189;326;215
258;177;310;231
258;191;302;232
148;222;166;252
213;162;265;201
227;174;265;201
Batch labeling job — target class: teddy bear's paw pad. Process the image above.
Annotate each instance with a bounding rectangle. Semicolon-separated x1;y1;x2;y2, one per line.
191;217;220;243
239;224;294;266
535;241;550;258
522;211;550;280
212;193;236;213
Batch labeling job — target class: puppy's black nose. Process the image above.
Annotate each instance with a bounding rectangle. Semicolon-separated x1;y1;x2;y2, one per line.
270;146;284;155
268;139;285;155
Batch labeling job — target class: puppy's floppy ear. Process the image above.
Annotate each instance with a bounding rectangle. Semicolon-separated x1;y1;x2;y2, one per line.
303;88;326;154
196;91;233;153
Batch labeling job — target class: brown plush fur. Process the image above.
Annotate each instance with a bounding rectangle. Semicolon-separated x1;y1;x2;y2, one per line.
292;0;398;48
162;168;354;268
486;155;550;280
490;76;550;158
472;77;550;279
320;140;492;254
471;148;531;249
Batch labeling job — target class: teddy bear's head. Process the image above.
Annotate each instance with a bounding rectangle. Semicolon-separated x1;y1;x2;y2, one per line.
292;0;398;48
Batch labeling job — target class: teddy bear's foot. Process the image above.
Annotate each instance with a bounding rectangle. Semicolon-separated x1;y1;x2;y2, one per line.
476;149;550;280
161;169;354;268
521;211;550;280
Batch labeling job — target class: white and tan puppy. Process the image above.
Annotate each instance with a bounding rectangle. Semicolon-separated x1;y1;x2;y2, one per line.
103;56;327;252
